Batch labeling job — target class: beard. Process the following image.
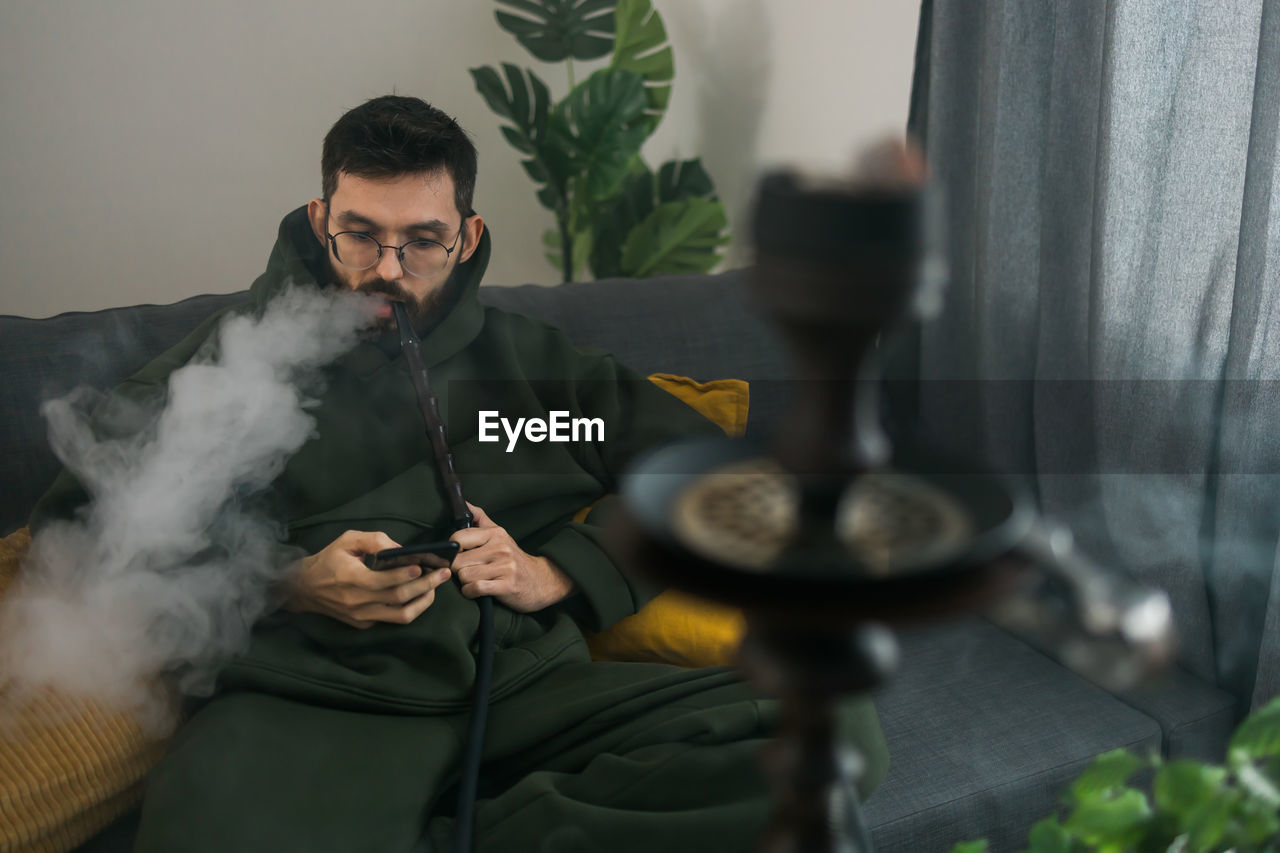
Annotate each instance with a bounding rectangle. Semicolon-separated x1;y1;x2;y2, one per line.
355;267;461;335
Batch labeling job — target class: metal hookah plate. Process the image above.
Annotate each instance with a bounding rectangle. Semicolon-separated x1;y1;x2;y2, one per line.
670;457;975;576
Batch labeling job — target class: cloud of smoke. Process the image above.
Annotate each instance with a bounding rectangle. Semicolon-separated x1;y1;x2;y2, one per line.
0;283;378;730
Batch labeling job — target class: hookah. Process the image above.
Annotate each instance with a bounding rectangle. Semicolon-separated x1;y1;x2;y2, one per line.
390;301;492;853
608;145;1177;851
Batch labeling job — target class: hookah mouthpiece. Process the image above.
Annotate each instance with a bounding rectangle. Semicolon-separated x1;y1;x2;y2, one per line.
391;300;473;531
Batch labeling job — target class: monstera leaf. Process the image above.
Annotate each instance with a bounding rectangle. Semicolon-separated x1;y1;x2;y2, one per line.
470;63;572;212
656;158;716;203
494;0;616;63
590;158;718;278
551;68;649;201
618;196;729;277
610;0;673;131
478;0;730;281
469;63;550;152
588;163;654;278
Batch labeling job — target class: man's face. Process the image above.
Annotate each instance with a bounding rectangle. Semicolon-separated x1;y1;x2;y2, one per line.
306;171;483;331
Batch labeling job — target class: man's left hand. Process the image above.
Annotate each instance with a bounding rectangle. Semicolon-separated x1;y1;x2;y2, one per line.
449;501;576;613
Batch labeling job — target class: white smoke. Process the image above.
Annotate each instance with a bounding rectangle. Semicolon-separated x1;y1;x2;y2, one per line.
0;283;379;729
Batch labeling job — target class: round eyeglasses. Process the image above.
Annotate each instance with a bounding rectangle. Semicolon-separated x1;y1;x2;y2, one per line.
326;221;463;278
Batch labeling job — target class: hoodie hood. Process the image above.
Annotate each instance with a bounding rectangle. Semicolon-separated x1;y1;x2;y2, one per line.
246;205;492;367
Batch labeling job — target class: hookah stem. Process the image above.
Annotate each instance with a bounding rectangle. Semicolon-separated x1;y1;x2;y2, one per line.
391;303;492;853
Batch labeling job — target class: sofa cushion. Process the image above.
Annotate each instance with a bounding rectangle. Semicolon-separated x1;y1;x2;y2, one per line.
0;293;248;536
477;270;792;439
1110;666;1236;762
862;618;1163;852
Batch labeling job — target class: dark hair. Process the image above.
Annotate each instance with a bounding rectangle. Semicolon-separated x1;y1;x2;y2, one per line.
321;95;478;217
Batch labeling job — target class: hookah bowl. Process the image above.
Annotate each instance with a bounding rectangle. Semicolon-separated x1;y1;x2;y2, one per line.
609;162;1175;852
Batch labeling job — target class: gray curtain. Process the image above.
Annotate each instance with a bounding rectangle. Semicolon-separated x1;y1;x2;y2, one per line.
906;0;1280;711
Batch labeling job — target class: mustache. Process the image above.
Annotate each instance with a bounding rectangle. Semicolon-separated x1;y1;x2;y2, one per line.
356;279;419;304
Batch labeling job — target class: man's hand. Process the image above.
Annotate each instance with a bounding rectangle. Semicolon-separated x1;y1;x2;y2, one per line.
280;530;453;629
450;502;576;613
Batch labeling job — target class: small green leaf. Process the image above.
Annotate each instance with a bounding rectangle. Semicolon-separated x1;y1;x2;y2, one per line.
1153;760;1229;817
495;0;616;63
1237;791;1280;844
1237;760;1280;808
610;0;673;131
1183;788;1242;850
1066;749;1149;805
947;842;989;853
1062;788;1151;847
542;227;562;270
1026;816;1072;853
1230;696;1280;761
618;197;729;277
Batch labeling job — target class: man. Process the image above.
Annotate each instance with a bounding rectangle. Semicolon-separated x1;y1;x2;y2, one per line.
31;95;887;852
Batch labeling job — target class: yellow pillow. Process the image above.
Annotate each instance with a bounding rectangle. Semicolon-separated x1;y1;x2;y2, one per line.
582;373;749;668
0;527;169;852
647;372;749;440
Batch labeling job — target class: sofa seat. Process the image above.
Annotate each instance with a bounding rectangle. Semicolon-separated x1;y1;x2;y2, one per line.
863;618;1233;852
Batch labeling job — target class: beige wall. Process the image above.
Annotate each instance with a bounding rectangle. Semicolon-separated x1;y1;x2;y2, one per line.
0;0;920;318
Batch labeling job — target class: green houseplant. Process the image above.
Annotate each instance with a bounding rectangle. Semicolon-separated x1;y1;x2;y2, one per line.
470;0;729;283
951;696;1280;853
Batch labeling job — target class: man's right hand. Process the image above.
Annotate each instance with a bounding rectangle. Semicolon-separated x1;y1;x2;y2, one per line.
279;530;452;629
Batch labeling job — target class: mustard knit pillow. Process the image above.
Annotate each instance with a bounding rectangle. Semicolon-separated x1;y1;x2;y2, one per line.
583;373;749;668
0;527;170;852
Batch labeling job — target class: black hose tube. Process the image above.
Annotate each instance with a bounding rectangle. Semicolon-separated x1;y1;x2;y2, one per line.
390;302;493;853
454;596;494;853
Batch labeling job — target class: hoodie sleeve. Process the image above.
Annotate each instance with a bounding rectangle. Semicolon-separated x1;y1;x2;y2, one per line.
526;345;725;632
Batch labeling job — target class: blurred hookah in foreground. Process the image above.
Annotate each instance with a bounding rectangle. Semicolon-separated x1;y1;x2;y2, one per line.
609;143;1176;852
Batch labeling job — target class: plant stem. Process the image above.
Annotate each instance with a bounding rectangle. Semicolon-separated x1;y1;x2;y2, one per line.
558;207;573;284
567;58;575;90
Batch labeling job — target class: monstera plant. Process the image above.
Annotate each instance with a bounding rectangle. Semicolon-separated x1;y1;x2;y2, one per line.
470;0;730;283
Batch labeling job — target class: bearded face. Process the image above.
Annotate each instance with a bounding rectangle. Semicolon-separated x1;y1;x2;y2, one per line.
307;169;482;335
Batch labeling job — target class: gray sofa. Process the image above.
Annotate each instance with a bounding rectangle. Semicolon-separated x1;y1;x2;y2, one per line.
0;270;1238;852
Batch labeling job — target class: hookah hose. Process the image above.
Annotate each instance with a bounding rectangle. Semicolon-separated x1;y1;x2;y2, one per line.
391;302;493;853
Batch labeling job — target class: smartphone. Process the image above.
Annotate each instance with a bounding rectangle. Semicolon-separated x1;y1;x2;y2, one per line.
365;541;459;571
